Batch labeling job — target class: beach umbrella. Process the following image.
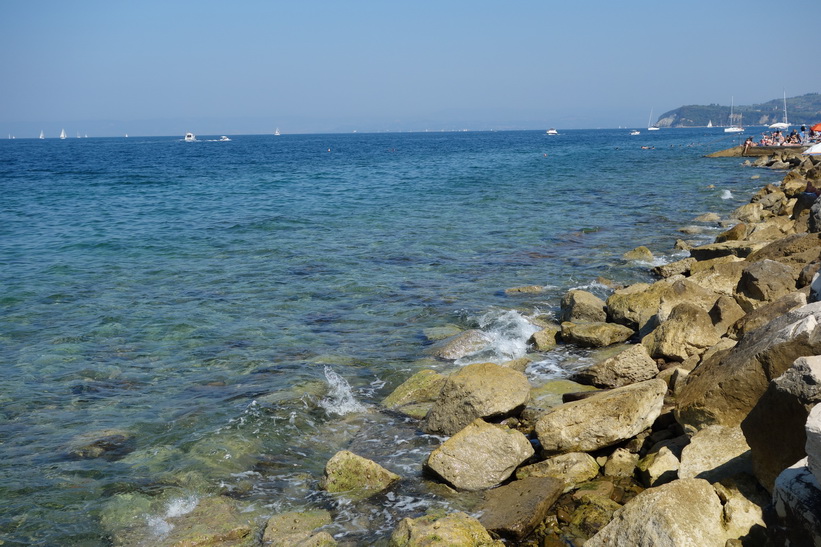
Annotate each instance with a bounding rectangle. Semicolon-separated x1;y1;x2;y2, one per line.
769;122;790;129
804;143;821;155
812;123;821;132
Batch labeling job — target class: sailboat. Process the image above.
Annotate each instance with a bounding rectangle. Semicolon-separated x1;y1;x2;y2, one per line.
39;130;44;139
707;120;713;128
769;92;790;130
647;108;660;130
59;128;67;139
274;128;281;136
724;97;744;133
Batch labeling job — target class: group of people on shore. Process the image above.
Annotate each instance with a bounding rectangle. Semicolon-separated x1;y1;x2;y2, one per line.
745;124;820;149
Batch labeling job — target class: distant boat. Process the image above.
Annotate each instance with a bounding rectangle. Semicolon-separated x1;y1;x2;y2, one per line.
630;130;640;136
59;128;67;140
769;91;790;130
184;132;196;142
546;128;558;135
647;108;660;130
39;130;44;139
724;96;744;133
274;128;281;136
707;120;713;128
219;136;231;141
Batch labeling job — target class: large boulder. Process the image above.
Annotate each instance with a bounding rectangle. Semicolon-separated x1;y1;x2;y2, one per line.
688;240;767;261
585;479;755;547
606;280;673;335
515;452;599;492
771;458;821;547
560;289;607;323
381;369;447;419
735;259;798;312
535;379;667;455
678;425;752;483
808;403;821;486
727;291;807;341
560;321;635;348
320;451;400;500
389;512;502;547
687;259;746;297
641;302;722;362
745;232;821;269
476;476;565;541
656;279;721;320
741;356;821;491
676;302;821;429
425;419;534;491
570;344;658;388
423;362;530;436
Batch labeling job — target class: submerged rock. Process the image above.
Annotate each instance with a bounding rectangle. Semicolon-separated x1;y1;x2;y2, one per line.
381;369;447;419
428;329;490;360
320;450;400;500
263;510;335;546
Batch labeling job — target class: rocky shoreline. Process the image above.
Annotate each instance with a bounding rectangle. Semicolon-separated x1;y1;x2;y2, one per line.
101;147;821;545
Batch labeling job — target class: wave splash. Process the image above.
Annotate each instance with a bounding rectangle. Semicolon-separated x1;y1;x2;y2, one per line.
319;366;368;416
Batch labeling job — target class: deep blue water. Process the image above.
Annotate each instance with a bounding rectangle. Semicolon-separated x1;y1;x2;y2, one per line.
0;129;770;544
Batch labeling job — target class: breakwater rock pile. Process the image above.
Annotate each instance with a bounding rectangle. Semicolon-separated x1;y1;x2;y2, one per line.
101;148;821;546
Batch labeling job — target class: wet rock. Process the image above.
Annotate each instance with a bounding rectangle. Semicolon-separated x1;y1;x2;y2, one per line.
742;356;821;491
515;452;599;492
428;329;489;360
263;510;335;546
423;324;463;341
566;493;622;539
652;257;695;278
535;379;667;455
423;362;530;436
623;246;654;262
381;369;447;419
505;285;545;294
528;325;560;351
560;289;607;323
425;419;534;491
477;476;564;540
320;450;400;500
570;343;658;388
389;511;503;546
560;321;634;348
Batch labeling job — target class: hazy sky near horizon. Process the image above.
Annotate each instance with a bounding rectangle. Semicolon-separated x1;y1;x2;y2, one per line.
2;0;820;135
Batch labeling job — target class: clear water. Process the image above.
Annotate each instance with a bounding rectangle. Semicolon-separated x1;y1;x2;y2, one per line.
0;129;769;544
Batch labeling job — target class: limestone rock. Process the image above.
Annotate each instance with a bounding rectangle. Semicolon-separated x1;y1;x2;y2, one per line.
741;356;821;492
477;476;564;540
560;321;634;348
652;257;695;278
149;496;256;547
560;289;607;323
678;425;752;483
505;285;545;294
731;292;810;341
735;259;798;312
623;246;654;262
688;240;767;261
709;295;747;338
320;450;400;499
585;479;733;547
641;302;721;362
535;379;667;455
428;329;489;360
570;344;658;388
772;458;821;547
522;379;598;423
566;494;623;539
263;510;335;547
687;259;746;297
423;324;463;341
389;512;502;547
423;362;530;436
746;232;821;269
715;223;748;243
604;448;640;478
606;280;672;334
528;325;560;351
656;279;721;321
425;419;534;491
676;302;821;429
515;452;599;492
66;429;134;460
382;369;447;420
636;445;680;488
732;202;766;223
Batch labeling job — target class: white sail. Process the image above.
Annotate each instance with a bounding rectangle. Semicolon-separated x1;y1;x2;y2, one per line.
59;128;67;139
39;130;44;139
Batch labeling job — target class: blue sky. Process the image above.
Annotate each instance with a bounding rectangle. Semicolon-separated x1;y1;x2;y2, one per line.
2;1;820;136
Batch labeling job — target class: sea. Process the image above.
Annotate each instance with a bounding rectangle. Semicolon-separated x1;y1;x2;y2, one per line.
0;128;770;545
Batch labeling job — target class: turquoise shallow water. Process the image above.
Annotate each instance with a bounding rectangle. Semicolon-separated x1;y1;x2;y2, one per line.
0;129;771;544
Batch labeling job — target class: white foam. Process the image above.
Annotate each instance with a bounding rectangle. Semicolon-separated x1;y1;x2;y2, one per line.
146;495;199;539
722;190;733;200
319;366;368;416
455;309;540;365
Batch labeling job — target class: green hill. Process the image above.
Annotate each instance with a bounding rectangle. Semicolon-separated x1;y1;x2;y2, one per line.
656;93;821;128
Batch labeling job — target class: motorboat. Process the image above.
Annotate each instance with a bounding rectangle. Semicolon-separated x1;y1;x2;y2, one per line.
630;130;640;136
219;136;231;141
546;128;558;135
184;132;196;142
